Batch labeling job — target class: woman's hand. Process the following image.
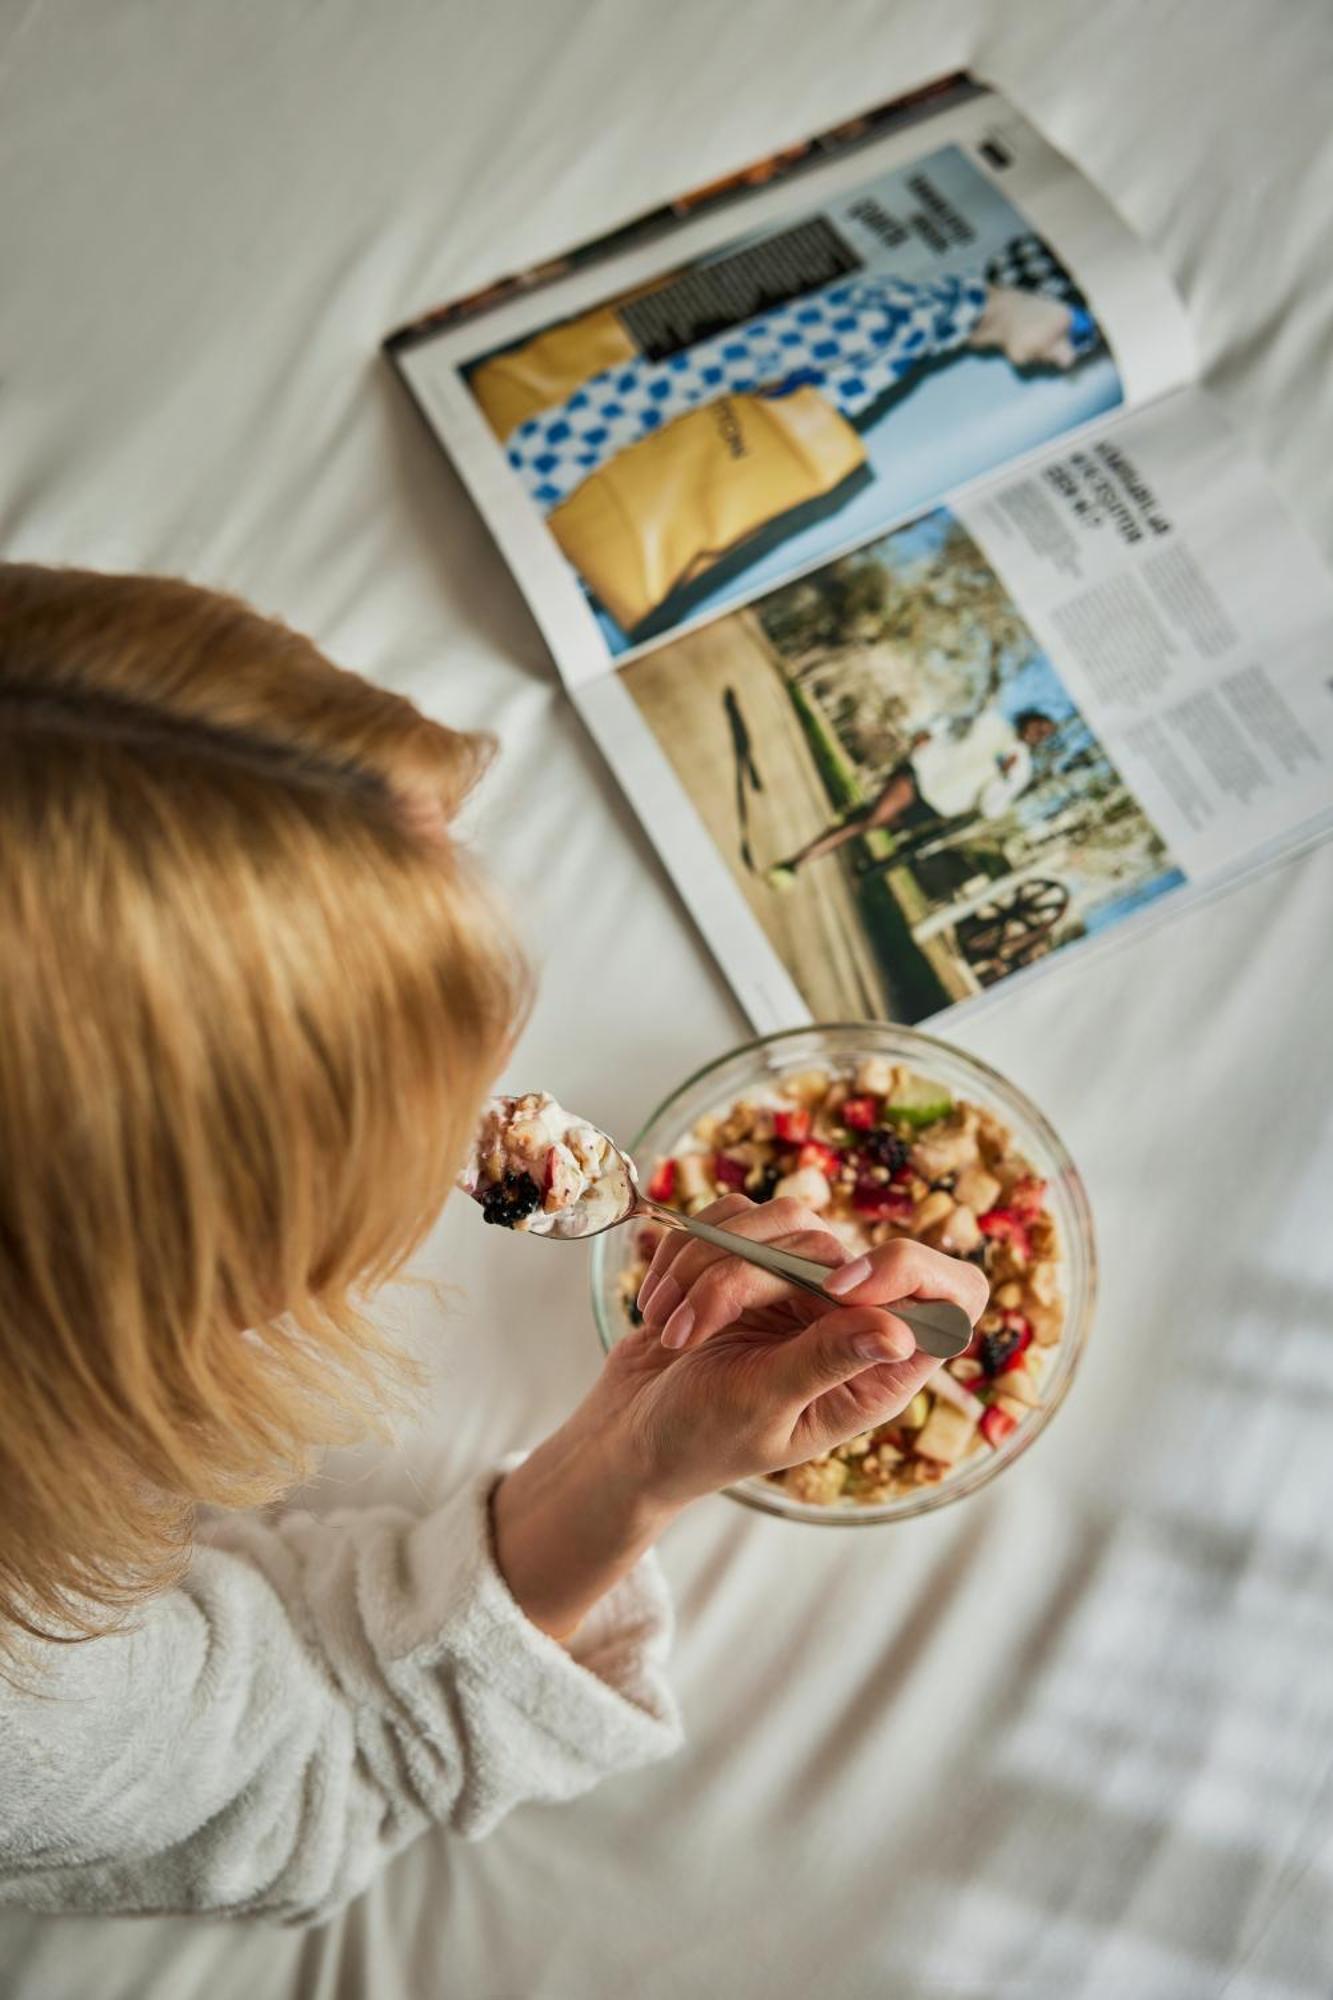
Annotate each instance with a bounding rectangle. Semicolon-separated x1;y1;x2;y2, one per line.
493;1197;988;1640
969;285;1077;369
624;1194;989;1501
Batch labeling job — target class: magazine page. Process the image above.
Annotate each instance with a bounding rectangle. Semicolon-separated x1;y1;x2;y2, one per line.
574;388;1333;1031
389;76;1192;684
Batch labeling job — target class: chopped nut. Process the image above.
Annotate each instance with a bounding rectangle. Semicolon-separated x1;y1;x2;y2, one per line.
1028;1301;1063;1346
1029;1215;1057;1256
995;1281;1024;1309
1026;1260;1059;1305
717;1103;758;1147
783;1458;849;1505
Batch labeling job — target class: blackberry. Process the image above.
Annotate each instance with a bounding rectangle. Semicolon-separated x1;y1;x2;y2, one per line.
857;1126;910;1174
754;1161;784;1202
480;1170;542;1228
980;1328;1023;1377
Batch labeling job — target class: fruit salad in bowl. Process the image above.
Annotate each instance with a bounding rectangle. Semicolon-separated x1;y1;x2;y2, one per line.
590;1024;1095;1526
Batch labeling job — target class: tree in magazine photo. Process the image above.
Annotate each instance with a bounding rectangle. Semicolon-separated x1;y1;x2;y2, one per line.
620;508;1185;1023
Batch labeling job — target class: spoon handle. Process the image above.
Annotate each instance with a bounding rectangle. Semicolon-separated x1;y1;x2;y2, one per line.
635;1199;973;1360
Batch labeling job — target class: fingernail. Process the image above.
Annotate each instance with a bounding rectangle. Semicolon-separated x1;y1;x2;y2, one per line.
637;1270;662;1312
825;1256;871;1297
661;1303;695;1350
852;1326;914;1363
643;1275;681;1327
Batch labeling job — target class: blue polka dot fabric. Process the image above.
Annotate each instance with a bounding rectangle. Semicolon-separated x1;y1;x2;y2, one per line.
501;270;989;512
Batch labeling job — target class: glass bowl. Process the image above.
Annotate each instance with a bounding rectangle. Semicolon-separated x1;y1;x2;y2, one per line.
590;1022;1096;1526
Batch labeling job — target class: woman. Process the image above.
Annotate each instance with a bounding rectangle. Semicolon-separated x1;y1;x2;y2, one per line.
768;708;1058;886
0;565;986;1924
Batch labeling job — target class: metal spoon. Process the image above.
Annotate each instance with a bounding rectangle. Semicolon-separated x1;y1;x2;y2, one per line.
467;1107;974;1361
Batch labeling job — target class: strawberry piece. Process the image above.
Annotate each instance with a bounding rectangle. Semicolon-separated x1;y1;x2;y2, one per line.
851;1179;914;1221
980;1404;1018;1449
645;1158;677;1204
977;1207;1032;1259
841;1095;878;1131
712;1151;750;1191
773;1106;812;1144
797;1138;841;1178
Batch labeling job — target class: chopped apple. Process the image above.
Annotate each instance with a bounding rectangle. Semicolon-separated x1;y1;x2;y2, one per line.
953;1165;1001;1215
915;1400;979;1467
936;1203;981;1255
674;1153;714;1202
774;1164;832;1210
993;1367;1040;1407
929;1370;986;1421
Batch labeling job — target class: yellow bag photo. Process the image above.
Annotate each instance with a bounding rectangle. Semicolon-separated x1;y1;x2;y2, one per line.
547;389;868;635
468;308;639;437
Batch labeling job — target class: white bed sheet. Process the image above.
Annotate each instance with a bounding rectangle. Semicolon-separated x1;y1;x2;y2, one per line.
3;2;1332;1995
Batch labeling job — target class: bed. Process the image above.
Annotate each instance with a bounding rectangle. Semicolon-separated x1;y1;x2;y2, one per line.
3;1;1332;1993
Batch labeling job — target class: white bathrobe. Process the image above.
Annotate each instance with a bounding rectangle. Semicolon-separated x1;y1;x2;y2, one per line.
0;1461;681;1927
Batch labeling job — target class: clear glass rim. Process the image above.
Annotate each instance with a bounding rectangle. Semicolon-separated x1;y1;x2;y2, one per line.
590;1022;1098;1527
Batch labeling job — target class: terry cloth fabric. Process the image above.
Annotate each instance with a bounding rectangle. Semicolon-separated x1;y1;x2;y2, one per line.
0;1461;681;1926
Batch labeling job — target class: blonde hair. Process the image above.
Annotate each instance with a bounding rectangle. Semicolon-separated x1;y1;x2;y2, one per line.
0;565;527;1660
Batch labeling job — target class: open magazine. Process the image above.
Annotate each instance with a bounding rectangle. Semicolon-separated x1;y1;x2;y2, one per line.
386;73;1333;1029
